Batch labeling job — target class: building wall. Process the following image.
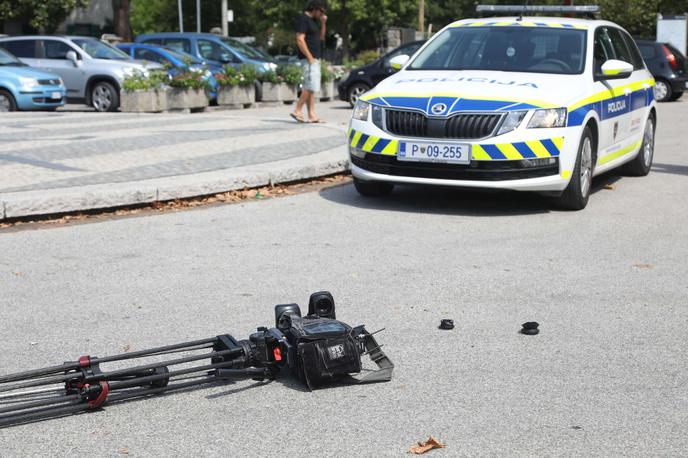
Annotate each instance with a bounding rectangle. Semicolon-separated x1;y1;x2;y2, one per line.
58;0;113;34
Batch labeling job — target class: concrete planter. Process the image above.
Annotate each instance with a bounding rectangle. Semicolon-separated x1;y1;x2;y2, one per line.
320;80;335;101
217;85;255;107
167;87;209;111
262;83;298;103
120;89;168;113
280;84;298;103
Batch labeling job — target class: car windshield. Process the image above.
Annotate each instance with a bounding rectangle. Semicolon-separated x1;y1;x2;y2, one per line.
219;37;266;61
0;48;26;66
72;39;131;60
409;26;587;75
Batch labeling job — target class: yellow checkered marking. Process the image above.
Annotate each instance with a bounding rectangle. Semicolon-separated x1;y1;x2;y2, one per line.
350;129;563;161
349;129;399;155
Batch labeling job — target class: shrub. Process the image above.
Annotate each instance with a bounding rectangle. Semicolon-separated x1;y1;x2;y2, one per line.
320;60;334;83
122;70;168;92
262;69;283;84
168;67;209;90
216;64;257;87
276;64;303;86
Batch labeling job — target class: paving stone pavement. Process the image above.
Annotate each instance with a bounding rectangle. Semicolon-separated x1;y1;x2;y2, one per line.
0;102;352;219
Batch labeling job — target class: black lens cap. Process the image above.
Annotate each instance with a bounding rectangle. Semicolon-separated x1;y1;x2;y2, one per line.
439;319;454;330
520;321;539;335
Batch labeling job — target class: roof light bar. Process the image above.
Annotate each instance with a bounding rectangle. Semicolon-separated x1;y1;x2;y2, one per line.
476;4;600;16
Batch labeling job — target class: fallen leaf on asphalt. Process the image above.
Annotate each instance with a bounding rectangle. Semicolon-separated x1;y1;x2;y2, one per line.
409;437;445;454
118;448;129;455
604;184;616;190
122;344;131;352
633;263;654;269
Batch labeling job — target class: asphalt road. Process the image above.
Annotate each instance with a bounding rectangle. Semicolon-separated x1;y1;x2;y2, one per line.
1;101;687;456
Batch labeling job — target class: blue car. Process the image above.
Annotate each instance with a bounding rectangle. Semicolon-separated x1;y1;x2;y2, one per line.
117;43;220;98
0;47;66;112
134;33;277;99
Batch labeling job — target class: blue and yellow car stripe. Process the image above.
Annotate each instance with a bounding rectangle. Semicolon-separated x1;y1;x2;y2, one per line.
349;128;563;160
567;78;655;126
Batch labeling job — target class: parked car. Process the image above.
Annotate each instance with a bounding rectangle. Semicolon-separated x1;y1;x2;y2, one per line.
635;39;687;102
116;43;220;99
349;16;657;210
134;33;276;100
338;41;426;107
0;36;163;112
0;47;66;112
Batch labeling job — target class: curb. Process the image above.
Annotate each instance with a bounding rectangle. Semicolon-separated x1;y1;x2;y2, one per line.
0;145;350;221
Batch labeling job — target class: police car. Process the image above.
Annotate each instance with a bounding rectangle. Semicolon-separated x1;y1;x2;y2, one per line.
348;5;656;210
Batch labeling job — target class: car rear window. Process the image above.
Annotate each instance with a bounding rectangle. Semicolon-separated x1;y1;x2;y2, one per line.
637;43;656;60
0;40;37;58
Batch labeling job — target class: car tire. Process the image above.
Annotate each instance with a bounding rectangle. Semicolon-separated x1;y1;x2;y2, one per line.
0;89;17;112
653;79;672;102
353;177;394;197
91;81;119;112
557;126;594;211
348;83;370;107
669;90;683;101
623;115;655;177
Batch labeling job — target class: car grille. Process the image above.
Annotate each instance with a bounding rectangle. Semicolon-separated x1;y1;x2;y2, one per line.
351;154;559;181
38;79;60;86
385;109;503;139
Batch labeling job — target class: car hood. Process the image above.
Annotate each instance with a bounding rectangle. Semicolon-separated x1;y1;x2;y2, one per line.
0;65;61;81
361;69;589;115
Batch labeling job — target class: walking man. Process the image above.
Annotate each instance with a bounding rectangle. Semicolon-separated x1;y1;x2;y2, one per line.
290;0;327;123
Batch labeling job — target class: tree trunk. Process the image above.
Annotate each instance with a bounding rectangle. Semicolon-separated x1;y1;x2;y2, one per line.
112;0;132;41
341;0;350;61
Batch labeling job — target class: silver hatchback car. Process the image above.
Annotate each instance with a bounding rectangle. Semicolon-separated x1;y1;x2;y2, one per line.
0;35;162;111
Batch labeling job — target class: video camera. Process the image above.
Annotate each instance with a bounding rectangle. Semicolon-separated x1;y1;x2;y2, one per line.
217;291;393;389
0;291;393;427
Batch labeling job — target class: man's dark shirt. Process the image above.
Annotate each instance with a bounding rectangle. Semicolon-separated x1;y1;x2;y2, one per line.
295;13;321;59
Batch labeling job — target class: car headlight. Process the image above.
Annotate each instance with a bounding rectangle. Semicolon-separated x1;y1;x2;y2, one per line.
497;111;527;135
528;108;567;128
352;100;370;121
18;77;40;90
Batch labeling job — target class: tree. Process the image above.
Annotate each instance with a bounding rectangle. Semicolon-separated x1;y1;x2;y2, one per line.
112;0;132;41
0;0;88;32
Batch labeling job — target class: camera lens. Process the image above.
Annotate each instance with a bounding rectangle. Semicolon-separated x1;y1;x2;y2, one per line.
308;291;336;319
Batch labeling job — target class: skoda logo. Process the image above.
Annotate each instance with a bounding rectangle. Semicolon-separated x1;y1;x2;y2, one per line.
430;103;447;115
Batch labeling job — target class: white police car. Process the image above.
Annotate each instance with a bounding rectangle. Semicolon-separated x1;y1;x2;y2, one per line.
348;6;656;209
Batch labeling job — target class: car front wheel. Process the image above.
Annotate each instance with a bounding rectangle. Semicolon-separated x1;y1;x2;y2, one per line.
557;126;594;210
0;89;17;112
348;83;370;107
353;177;394;197
91;81;119;112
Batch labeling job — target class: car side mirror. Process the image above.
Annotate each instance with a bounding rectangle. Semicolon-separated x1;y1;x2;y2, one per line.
66;50;80;67
597;59;633;80
389;54;410;71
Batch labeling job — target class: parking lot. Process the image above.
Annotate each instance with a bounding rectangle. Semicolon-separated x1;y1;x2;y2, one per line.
0;99;686;455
